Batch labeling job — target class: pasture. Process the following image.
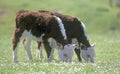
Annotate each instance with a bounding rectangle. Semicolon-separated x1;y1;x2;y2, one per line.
0;0;120;74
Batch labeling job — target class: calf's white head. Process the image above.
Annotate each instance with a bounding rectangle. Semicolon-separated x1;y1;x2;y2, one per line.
80;43;95;63
57;44;76;62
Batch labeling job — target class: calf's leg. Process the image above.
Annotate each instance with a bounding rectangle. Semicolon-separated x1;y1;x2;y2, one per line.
36;41;43;59
23;38;32;60
74;48;82;62
12;28;23;62
43;39;52;62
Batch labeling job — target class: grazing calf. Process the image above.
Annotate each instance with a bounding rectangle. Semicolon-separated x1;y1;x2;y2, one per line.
12;10;74;62
37;10;95;62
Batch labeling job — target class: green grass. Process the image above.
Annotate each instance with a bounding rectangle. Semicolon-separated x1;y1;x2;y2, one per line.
0;0;120;74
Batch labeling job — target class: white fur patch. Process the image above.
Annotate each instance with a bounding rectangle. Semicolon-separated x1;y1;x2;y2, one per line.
81;46;95;63
77;18;86;29
81;22;86;31
48;38;57;60
58;44;76;62
22;30;45;42
77;18;88;40
54;16;67;40
48;38;57;49
13;48;17;62
21;30;45;61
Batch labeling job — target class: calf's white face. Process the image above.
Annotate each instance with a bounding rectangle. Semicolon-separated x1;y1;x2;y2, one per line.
57;44;76;62
81;44;95;63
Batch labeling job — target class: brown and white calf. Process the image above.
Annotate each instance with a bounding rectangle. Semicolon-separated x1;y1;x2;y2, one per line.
37;10;95;62
12;10;74;62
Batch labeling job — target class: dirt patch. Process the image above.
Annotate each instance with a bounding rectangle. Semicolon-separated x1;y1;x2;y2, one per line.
0;11;6;18
0;5;8;26
0;5;7;19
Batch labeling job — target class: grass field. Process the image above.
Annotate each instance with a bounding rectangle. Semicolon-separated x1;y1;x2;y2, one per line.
0;0;120;74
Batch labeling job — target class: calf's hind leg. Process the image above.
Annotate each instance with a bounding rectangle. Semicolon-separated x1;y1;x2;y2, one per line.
12;28;23;62
36;41;43;59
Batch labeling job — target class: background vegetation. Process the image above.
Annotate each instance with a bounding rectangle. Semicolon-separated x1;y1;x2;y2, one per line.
0;0;120;74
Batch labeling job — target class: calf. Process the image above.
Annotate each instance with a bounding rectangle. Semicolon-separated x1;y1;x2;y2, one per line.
12;10;74;62
37;10;95;62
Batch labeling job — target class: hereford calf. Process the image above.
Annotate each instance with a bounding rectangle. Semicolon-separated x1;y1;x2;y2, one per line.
37;10;95;62
12;10;74;62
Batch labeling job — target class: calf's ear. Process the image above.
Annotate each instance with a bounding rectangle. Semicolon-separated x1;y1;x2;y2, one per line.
72;44;77;49
91;43;96;47
72;44;76;47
